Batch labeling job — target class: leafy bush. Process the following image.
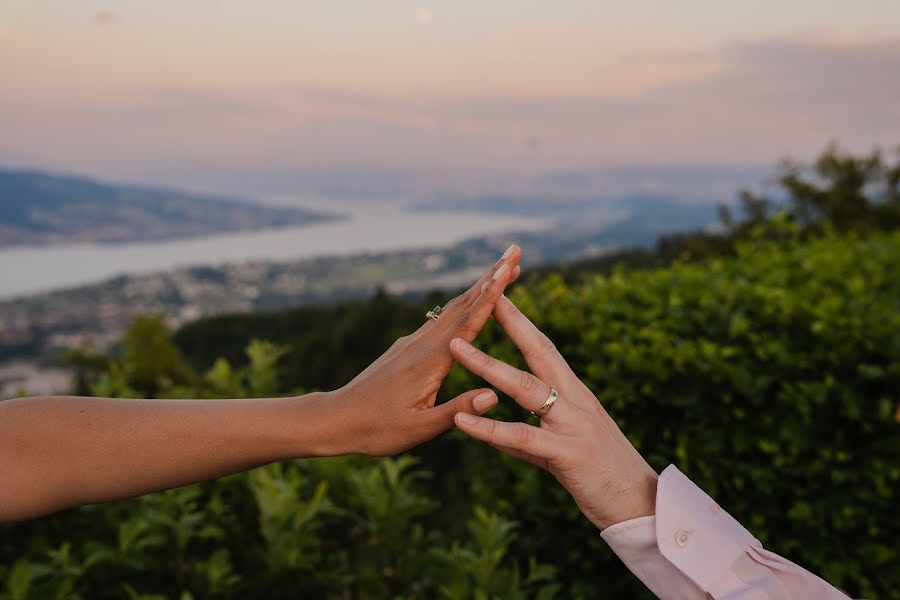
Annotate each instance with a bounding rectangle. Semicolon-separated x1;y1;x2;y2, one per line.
447;229;899;598
2;231;898;598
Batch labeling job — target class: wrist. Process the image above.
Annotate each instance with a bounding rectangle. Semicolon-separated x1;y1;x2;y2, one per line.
279;390;369;458
595;469;659;530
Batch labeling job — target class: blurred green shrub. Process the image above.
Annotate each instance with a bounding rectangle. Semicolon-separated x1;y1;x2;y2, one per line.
446;229;899;598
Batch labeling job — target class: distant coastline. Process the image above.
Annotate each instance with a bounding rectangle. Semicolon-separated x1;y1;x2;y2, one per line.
0;202;554;300
0;230;549;365
0;169;341;248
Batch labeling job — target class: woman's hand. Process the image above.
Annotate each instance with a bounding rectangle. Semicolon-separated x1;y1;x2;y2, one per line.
330;246;522;457
450;294;658;530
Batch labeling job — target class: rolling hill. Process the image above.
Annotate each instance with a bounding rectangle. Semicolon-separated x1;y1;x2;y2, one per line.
0;169;338;246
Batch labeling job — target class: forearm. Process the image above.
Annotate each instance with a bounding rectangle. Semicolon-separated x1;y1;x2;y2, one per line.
0;392;354;521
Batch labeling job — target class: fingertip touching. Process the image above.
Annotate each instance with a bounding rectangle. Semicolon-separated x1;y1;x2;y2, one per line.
472;389;497;413
501;243;521;263
429;388;495;428
454;411;481;428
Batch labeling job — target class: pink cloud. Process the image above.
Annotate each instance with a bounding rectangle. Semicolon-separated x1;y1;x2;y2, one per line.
0;37;897;195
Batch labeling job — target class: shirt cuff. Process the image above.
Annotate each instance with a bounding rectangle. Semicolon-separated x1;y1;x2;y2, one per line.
601;514;707;600
602;464;760;597
601;465;848;600
652;464;760;591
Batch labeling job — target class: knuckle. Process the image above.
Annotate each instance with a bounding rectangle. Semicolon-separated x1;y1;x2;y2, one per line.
476;350;494;371
444;295;464;312
523;333;559;362
511;423;533;446
538;333;558;353
518;370;540;392
454;311;475;334
435;302;456;321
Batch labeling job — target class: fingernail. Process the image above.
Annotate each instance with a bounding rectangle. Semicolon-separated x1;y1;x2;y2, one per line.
501;244;516;259
455;412;477;426
492;264;509;281
480;281;489;293
472;391;497;412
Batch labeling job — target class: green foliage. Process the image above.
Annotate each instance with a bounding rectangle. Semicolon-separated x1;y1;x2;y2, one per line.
536;143;900;284
120;316;194;397
772;143;900;232
715;144;900;251
172;291;425;393
249;463;329;573
431;507;561;600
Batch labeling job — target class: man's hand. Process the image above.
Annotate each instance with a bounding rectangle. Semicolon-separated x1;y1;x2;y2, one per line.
450;293;658;530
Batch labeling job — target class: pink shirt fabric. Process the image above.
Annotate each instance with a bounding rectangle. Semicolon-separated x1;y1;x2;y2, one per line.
601;465;849;599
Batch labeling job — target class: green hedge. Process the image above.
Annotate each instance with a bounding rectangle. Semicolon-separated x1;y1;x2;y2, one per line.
2;231;898;599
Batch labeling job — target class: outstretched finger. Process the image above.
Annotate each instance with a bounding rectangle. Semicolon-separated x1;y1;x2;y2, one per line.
409;263;516;388
491;294;573;386
454;413;558;460
488;443;549;470
449;337;568;419
440;262;512;343
421;245;521;335
423;388;498;432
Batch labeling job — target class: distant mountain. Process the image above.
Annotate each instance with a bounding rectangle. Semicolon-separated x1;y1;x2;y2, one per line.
0;169;340;246
412;194;719;246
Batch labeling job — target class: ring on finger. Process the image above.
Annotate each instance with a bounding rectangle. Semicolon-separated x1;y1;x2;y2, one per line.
426;304;443;321
530;388;559;418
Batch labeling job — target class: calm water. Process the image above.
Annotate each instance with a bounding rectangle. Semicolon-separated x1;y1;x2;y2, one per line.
0;199;553;300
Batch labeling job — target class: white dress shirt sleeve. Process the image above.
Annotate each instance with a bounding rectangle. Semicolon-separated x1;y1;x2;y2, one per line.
600;465;850;599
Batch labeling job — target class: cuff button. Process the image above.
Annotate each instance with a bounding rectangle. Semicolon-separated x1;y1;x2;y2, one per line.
674;529;691;548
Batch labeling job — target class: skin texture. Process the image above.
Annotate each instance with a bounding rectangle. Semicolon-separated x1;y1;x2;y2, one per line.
0;246;522;523
451;293;659;531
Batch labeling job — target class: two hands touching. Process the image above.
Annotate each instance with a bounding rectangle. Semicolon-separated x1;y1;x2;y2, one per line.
450;293;658;530
300;244;658;533
336;245;659;530
326;245;520;457
0;244;654;533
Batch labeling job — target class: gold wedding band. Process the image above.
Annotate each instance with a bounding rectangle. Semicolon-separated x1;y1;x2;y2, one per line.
531;388;559;418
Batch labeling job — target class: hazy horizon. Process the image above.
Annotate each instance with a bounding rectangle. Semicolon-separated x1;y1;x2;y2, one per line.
2;2;899;199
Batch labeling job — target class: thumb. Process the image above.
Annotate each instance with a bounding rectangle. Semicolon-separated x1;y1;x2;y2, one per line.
426;388;497;431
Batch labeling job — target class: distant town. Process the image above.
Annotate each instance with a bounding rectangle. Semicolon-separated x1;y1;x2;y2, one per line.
0;236;527;397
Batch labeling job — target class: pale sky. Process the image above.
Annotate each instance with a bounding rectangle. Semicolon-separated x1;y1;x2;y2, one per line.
1;1;899;196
